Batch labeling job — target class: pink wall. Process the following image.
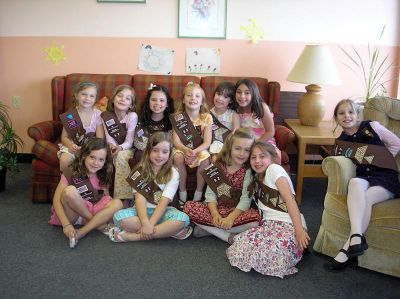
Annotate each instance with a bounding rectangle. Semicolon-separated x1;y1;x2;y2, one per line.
1;36;398;152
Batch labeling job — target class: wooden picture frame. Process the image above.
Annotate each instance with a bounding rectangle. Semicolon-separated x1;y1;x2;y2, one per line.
178;0;227;39
97;0;146;3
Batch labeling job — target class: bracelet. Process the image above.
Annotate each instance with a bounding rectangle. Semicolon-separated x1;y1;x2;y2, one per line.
63;223;72;228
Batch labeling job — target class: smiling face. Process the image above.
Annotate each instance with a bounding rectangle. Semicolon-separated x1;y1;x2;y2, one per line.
84;148;107;175
149;140;171;171
113;88;134;112
184;86;203;111
149;90;168;115
335;102;359;133
213;91;231;110
250;146;272;175
230;137;253;168
235;83;252;108
76;86;97;109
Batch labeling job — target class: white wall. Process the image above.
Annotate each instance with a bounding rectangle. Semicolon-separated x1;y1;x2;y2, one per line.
1;0;398;45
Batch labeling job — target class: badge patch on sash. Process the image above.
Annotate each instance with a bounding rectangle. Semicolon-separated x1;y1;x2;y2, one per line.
106;119;116;127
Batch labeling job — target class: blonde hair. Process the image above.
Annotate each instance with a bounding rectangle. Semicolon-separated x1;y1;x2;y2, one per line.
175;82;209;114
107;85;136;113
216;128;255;167
135;131;173;184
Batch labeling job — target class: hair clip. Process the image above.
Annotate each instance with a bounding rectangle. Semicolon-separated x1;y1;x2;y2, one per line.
186;81;194;86
148;83;157;90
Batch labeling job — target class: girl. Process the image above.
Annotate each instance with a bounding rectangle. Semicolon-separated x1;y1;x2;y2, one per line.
58;82;104;173
234;78;281;162
171;82;213;207
325;99;400;271
209;82;240;157
227;141;309;278
49;137;123;248
184;128;261;243
109;132;192;242
101;85;138;200
131;83;174;166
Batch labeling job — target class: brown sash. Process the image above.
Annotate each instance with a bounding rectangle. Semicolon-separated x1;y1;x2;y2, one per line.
201;163;242;208
133;121;150;151
249;177;288;213
64;169;103;204
126;168;166;206
170;111;202;149
334;140;398;171
60;108;95;146
101;111;127;145
210;112;232;143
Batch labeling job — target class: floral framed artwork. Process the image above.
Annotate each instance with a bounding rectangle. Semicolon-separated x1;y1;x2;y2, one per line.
178;0;227;39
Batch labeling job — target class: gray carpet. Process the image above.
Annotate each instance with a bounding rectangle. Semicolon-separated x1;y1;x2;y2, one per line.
0;164;399;298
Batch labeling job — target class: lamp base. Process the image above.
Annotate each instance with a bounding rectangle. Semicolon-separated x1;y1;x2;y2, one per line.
298;84;325;126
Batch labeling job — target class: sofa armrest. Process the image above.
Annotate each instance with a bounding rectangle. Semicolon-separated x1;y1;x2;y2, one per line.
274;124;295;151
27;121;63;143
322;156;356;196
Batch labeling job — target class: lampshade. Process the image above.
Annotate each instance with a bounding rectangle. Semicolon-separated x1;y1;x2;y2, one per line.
287;45;341;126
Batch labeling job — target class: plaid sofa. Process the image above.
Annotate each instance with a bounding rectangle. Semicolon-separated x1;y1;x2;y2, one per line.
28;73;294;203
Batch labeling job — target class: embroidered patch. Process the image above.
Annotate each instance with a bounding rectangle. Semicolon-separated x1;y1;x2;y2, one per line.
214;127;229;142
77;185;89;193
130;171;141;181
355;145;368;163
137;129;144;137
175;114;184;121
153;191;162;204
67;119;78;129
105;119;116;127
67;114;73;119
217;183;231;197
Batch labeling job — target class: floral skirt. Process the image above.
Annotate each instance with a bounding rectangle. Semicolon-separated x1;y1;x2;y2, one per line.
184;201;261;226
226;220;303;278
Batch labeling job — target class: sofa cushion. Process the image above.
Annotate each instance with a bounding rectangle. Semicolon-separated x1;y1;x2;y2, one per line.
31;140;59;167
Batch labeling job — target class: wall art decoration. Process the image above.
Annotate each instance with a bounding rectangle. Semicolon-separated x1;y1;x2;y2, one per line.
240;18;265;44
138;44;175;75
44;43;67;65
186;48;221;74
178;0;227;39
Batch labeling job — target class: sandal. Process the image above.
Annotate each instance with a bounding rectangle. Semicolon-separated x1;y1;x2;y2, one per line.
101;222;115;236
109;227;127;243
172;226;193;240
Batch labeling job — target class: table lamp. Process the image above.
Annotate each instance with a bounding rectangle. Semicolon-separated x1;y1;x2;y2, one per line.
287;45;341;126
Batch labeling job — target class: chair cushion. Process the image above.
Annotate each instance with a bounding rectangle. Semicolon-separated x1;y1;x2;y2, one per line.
31;141;60;168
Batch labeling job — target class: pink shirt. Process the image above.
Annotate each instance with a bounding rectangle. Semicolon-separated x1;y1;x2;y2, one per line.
371;121;400;156
103;112;138;150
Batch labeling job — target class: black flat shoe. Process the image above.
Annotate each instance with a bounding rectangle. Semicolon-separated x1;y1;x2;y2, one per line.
323;249;358;271
347;234;368;258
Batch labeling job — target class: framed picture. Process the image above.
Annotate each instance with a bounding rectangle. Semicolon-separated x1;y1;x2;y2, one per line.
97;0;145;3
178;0;227;39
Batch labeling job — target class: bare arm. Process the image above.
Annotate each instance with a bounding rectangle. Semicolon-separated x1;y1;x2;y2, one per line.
95;123;105;139
149;197;170;226
231;111;240;132
258;103;275;141
61;127;79;152
172;129;191;153
135;193;155;239
52;179;76;239
275;177;310;250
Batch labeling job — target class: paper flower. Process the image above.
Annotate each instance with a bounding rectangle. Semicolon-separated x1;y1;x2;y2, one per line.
240;18;265;44
44;43;66;65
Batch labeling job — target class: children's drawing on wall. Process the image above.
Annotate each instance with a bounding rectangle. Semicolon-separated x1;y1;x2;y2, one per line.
44;43;67;65
138;44;175;75
186;48;221;74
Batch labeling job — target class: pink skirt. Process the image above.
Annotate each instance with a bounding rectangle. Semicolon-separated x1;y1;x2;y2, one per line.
226;220;303;278
183;201;261;226
48;195;112;226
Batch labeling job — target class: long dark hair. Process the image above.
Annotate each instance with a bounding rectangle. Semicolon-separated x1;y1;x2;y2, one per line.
233;78;265;119
72;138;113;187
140;84;174;131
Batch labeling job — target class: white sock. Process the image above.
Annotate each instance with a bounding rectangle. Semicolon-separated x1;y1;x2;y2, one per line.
193;191;203;201
179;191;187;203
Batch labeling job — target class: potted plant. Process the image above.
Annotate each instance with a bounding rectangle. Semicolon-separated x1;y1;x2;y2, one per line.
339;25;396;105
0;101;24;191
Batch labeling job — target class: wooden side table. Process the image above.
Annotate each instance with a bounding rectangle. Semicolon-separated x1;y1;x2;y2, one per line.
284;119;341;204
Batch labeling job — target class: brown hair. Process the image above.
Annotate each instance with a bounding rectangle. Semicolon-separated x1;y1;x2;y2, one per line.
73;82;98;106
250;140;279;180
107;85;136;113
72;138;113;187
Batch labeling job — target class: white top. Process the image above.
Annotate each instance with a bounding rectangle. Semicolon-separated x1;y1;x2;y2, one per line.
258;164;307;229
210;107;234;130
132;167;179;208
103;111;138;150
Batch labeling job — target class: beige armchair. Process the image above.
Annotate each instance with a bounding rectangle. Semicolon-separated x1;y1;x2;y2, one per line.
313;96;400;277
